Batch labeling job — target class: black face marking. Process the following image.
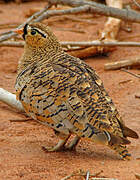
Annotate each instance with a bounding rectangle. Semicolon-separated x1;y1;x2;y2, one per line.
31;28;46;38
23;24;28;40
22;24;46;40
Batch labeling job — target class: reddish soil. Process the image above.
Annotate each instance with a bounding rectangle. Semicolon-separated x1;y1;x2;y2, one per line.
0;1;140;180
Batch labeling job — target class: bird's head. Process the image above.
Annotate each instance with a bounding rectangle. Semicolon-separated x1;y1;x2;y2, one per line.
14;23;61;51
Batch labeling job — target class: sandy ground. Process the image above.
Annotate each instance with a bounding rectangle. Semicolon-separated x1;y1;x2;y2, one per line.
0;1;140;180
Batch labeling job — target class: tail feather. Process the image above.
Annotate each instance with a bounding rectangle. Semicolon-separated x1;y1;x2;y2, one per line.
109;133;131;145
80;123;131;145
121;124;139;139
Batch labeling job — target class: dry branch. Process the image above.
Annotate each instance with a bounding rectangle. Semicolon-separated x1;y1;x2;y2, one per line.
104;57;140;70
0;88;24;112
48;0;140;23
61;41;140;47
99;0;122;41
25;8;97;25
1;40;140;48
0;41;24;47
86;171;90;180
33;5;90;22
1;40;140;59
133;0;140;9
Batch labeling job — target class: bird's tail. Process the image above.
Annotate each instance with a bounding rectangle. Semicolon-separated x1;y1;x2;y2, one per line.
79;123;131;146
77;123;133;160
108;144;131;160
119;123;139;139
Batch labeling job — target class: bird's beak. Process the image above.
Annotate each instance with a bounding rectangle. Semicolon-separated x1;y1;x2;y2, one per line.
13;28;24;35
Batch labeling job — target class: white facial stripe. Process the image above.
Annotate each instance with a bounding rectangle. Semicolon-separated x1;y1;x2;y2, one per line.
35;28;47;37
28;25;47;38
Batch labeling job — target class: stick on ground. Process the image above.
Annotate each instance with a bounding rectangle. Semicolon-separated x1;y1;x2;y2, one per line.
0;88;24;112
121;68;140;78
1;40;140;48
104;57;140;70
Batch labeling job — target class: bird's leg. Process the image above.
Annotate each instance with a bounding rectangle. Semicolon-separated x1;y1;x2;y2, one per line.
42;132;70;152
0;88;24;112
66;135;80;151
108;144;131;160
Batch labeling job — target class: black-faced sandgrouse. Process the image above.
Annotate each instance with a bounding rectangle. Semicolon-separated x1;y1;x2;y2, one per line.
14;23;138;160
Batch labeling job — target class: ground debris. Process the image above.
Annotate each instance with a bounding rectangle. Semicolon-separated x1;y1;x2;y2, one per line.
61;169;103;180
135;173;140;180
60;169;119;180
135;94;140;99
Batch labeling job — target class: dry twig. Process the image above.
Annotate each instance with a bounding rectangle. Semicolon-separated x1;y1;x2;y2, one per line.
1;40;140;48
33;5;90;22
0;41;24;47
0;88;24;112
86;171;90;180
10;118;33;122
132;0;140;9
121;68;140;78
47;0;140;23
61;41;140;47
104;57;140;70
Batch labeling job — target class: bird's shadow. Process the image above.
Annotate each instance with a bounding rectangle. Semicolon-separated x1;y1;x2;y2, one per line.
42;143;120;161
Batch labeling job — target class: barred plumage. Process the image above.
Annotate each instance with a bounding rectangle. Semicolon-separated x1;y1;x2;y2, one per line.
15;23;138;160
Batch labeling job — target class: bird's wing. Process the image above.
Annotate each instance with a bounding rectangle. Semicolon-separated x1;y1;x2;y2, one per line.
50;57;131;145
82;62;138;139
51;58;120;134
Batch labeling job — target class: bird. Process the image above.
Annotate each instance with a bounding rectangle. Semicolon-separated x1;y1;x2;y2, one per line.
14;22;138;160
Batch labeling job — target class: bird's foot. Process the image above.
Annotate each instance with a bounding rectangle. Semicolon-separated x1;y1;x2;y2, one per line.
65;135;80;151
42;139;66;152
42;145;64;152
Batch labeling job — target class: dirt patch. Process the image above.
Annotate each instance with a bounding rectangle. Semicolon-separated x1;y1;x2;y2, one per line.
0;1;140;180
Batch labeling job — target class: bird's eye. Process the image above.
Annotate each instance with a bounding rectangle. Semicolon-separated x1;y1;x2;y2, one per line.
31;30;37;35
